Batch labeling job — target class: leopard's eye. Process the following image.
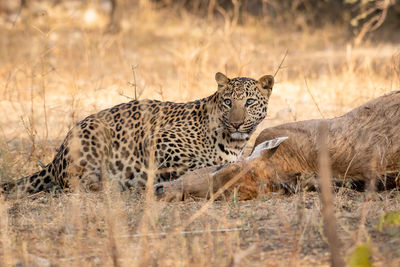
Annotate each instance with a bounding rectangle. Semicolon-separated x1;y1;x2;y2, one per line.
224;99;232;107
246;99;255;106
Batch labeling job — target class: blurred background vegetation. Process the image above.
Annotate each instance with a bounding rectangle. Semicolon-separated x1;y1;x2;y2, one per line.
1;0;399;42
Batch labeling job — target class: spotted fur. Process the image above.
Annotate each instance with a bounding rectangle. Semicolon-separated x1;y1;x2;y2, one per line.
2;73;274;197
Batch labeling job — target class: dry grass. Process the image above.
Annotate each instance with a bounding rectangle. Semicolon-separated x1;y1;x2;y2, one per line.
2;190;400;266
0;0;400;265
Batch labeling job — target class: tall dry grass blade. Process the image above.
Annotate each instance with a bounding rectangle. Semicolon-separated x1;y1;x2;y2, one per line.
304;78;325;118
137;121;161;265
207;0;216;20
274;49;288;78
130;64;139;100
176;159;260;233
106;211;121;267
0;198;12;266
356;148;378;245
40;57;49;147
317;121;344;267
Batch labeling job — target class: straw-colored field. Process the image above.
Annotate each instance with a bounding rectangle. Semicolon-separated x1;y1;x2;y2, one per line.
0;1;399;265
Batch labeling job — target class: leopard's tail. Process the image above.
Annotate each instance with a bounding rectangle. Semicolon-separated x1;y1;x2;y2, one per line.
1;162;62;198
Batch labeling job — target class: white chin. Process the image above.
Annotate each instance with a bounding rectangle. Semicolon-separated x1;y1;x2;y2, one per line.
230;132;249;140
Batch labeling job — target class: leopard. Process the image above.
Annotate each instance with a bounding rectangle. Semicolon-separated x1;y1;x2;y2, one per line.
2;72;274;197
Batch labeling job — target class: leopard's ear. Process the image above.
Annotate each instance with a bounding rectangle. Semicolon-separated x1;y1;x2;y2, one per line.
258;75;274;97
215;72;229;87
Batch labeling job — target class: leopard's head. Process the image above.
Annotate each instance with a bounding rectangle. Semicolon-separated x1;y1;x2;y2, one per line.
215;72;274;140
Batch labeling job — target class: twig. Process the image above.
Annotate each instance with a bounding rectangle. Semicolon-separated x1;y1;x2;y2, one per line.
340;153;358;188
173;159;261;234
118;92;134;100
12;0;25;27
157;84;165;101
128;65;139;100
38;160;46;169
232;244;257;266
353;0;392;46
40;58;49;147
273;49;288;78
207;0;216;20
119;227;249;239
304;77;325;118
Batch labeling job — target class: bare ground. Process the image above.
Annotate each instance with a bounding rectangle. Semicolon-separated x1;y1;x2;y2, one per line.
1;186;400;266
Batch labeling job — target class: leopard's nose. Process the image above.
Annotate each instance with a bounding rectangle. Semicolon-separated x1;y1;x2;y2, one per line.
231;121;243;129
